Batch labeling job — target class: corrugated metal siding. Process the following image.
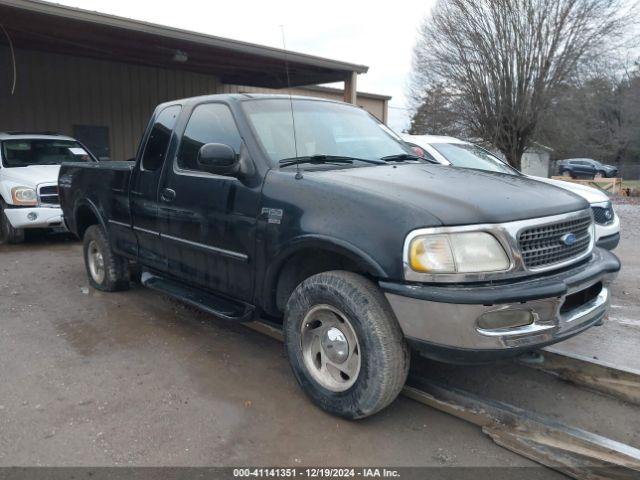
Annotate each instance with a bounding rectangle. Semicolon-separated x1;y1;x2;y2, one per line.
1;46;388;160
0;46;221;159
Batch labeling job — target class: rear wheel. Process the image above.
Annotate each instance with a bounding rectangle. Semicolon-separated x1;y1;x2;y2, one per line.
0;201;25;244
83;225;130;291
284;271;409;419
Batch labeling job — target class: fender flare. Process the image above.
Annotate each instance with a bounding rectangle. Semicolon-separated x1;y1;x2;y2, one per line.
260;234;388;313
73;198;107;237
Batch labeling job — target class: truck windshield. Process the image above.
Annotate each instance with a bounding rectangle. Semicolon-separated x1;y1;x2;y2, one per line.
430;142;519;175
242;99;411;166
1;139;94;167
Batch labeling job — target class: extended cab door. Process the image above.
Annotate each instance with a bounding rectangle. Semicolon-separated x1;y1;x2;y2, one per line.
130;105;181;272
158;102;260;302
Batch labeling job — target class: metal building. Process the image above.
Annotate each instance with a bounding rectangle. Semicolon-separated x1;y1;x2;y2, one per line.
0;0;390;160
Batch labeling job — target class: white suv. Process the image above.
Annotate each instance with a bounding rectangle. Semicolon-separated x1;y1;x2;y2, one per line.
0;132;97;243
402;134;620;250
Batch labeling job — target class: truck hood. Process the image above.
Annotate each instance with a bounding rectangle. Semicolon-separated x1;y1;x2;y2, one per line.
311;163;589;225
1;165;61;187
529;176;608;204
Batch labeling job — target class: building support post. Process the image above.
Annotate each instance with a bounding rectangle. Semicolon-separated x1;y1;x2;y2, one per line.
344;72;357;105
382;99;389;124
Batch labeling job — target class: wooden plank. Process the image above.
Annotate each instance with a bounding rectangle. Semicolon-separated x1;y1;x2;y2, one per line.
405;377;640;480
521;349;640;406
550;177;622;194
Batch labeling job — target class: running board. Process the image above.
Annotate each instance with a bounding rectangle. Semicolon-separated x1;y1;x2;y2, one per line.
141;271;255;322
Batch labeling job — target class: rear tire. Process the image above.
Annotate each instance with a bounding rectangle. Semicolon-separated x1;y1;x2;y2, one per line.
0;201;25;244
284;271;409;419
83;225;130;292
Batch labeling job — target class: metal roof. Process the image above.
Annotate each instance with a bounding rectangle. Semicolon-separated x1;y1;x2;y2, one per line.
0;0;369;88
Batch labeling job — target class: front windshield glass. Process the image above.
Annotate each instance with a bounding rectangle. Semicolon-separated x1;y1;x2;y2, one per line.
242;99;411;165
431;142;518;175
1;140;93;167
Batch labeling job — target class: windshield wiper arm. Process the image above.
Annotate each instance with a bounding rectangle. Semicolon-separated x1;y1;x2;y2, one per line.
279;155;384;168
381;153;422;162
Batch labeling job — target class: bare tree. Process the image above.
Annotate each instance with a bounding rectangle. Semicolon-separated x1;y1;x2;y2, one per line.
410;0;636;168
538;61;640;173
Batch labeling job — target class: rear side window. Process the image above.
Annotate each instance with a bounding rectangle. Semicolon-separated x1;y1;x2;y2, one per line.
177;103;242;172
141;105;181;171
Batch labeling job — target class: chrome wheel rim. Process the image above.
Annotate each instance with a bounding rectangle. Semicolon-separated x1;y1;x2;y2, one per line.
300;304;361;392
87;240;105;284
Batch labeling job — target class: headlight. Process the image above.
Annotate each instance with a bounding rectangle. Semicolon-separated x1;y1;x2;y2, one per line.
11;186;38;206
409;232;509;274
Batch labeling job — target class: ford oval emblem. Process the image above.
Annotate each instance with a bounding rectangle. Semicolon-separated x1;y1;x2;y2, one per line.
561;233;577;246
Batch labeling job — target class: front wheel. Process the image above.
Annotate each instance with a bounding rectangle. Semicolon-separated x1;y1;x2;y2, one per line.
561;170;572;178
594;171;605;179
284;271;409;419
0;202;25;244
83;225;130;292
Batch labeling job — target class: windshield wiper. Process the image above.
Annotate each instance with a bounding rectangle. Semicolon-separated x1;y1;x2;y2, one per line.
380;153;422;162
279;155;384;168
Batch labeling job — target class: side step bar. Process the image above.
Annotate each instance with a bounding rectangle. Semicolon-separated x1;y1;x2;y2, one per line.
141;271;255;322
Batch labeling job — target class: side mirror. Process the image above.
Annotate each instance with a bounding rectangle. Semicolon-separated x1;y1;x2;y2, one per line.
197;143;239;176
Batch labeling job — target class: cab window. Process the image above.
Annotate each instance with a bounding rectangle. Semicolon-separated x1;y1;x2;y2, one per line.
141;105;181;171
177;103;242;172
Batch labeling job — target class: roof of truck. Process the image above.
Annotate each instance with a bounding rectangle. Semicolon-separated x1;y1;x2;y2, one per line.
155;93;358;111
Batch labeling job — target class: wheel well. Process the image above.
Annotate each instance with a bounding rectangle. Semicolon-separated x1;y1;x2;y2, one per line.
273;248;372;314
75;205;100;239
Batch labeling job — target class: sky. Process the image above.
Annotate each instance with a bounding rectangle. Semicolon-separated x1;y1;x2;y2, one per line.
53;0;437;131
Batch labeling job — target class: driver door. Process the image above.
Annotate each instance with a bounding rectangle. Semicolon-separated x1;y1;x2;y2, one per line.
158;102;259;302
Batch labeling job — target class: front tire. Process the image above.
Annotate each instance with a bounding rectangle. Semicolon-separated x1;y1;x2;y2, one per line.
83;225;130;292
0;201;25;244
284;271;409;419
561;170;572;178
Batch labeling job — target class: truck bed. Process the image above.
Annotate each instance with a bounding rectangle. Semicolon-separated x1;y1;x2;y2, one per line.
58;160;135;240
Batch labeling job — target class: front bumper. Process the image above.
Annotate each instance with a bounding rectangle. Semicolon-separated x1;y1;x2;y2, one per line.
596;233;620;251
381;248;620;363
4;206;66;230
594;212;620;250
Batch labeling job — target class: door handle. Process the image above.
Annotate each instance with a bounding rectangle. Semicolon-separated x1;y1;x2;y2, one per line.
160;188;176;203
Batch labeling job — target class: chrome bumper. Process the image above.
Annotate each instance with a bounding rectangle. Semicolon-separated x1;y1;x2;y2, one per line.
385;282;610;351
381;249;620;358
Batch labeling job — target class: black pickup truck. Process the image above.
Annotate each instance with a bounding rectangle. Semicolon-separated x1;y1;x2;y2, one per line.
59;94;620;419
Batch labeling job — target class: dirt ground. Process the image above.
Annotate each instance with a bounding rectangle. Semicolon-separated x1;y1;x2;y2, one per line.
0;203;638;473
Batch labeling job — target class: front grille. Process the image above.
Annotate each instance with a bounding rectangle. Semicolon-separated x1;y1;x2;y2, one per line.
592;204;614;225
38;185;60;206
519;214;592;269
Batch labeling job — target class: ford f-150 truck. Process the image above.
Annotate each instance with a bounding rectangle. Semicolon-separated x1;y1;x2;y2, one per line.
59;94;621;419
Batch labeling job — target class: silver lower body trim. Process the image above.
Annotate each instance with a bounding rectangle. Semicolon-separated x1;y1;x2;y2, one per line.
385;279;610;351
